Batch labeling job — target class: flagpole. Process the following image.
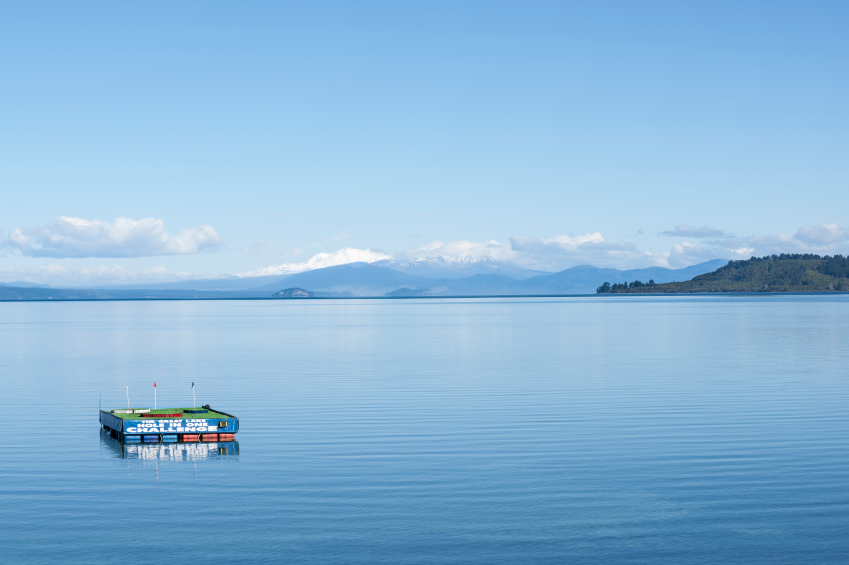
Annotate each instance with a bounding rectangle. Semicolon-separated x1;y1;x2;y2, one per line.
154;382;157;410
192;382;196;408
126;386;129;408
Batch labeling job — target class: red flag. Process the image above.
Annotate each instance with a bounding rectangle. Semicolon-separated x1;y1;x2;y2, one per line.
154;381;157;388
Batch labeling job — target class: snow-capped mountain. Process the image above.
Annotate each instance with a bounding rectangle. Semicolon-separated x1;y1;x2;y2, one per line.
235;248;391;278
374;256;548;280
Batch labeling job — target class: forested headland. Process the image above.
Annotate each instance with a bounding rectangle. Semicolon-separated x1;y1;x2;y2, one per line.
597;254;849;293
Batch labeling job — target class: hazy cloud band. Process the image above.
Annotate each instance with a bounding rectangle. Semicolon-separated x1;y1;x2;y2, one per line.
1;216;222;258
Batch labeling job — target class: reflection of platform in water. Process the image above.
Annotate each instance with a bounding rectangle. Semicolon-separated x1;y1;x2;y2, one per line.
102;430;238;460
125;442;239;461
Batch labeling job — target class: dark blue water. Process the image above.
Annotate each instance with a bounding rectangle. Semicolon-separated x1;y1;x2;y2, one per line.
1;296;847;563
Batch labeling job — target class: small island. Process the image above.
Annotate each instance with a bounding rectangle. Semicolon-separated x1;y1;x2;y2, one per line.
597;254;849;293
273;288;315;298
384;288;434;297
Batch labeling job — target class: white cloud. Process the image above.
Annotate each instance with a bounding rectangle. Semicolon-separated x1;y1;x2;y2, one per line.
235;247;391;278
392;223;849;272
730;246;755;256
395;234;650;271
10;221;848;286
666;242;713;265
648;242;737;269
539;233;605;246
509;233;644;270
662;225;728;238
239;235;651;276
739;223;849;255
656;222;849;268
240;239;285;256
397;240;517;262
1;216;222;258
794;222;849;245
0;264;192;286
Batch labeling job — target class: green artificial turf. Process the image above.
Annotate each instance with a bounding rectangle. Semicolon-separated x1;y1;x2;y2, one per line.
106;407;232;420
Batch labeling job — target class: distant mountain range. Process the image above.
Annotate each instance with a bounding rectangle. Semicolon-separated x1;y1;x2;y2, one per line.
373;256;547;280
0;287;272;301
0;281;52;288
0;258;726;300
254;259;726;296
86;254;552;291
231;248;545;280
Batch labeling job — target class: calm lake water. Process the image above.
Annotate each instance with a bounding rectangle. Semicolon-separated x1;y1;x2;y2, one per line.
1;295;847;564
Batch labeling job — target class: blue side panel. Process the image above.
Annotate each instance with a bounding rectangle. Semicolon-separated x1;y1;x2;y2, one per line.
100;413;239;435
123;417;238;434
143;435;160;443
99;411;124;432
125;435;141;443
213;419;238;433
162;435;178;443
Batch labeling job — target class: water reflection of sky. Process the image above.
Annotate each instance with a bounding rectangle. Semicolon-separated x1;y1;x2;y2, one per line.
100;430;239;461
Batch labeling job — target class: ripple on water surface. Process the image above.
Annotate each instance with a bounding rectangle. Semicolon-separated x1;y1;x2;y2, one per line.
0;295;847;564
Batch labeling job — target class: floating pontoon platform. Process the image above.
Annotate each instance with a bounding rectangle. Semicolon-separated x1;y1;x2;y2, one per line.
100;406;239;443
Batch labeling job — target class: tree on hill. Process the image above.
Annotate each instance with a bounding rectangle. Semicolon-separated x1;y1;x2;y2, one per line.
597;279;656;293
820;255;849;278
597;254;849;294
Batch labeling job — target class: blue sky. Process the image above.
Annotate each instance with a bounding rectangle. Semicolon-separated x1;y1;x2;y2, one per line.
1;1;847;284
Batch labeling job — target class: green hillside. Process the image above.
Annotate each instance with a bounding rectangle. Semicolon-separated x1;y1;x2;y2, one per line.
597;254;849;293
